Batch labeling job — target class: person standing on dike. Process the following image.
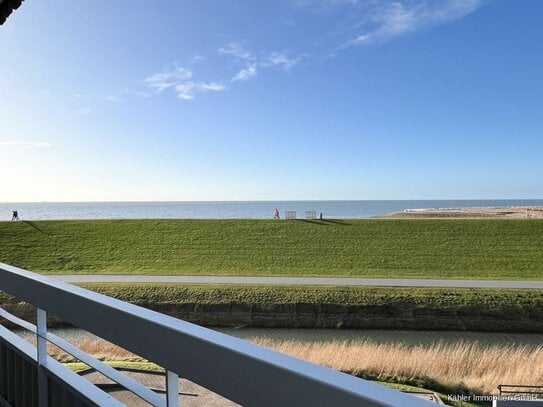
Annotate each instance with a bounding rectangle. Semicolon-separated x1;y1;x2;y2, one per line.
273;208;280;219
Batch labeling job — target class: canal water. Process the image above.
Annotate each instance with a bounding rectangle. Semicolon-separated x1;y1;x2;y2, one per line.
16;327;543;348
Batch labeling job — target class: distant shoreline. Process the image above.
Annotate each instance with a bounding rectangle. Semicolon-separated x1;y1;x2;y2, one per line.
378;206;543;219
2;200;543;220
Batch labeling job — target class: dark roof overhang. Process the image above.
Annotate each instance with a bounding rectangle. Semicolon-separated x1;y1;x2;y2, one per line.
0;0;24;25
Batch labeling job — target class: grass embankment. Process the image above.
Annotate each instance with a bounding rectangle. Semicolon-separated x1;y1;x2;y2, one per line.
1;219;543;278
83;284;543;331
4;285;542;331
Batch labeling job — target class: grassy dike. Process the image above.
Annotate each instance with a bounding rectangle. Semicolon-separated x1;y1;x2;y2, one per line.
1;218;543;278
2;285;542;332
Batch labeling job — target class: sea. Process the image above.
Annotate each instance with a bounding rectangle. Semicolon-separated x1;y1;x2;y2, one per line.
1;200;542;220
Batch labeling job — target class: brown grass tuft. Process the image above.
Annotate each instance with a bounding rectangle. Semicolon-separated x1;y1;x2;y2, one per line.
44;336;543;394
249;339;543;394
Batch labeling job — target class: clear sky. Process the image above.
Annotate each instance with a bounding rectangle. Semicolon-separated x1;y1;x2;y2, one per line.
1;0;542;202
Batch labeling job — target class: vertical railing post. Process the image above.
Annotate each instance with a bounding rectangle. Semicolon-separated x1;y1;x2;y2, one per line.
36;308;48;407
166;370;179;407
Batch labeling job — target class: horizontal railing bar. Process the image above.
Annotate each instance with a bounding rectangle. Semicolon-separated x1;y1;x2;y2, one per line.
43;351;124;407
0;262;434;407
44;331;165;407
0;306;165;406
0;307;37;332
0;306;169;405
0;318;37;361
500;391;543;395
0;324;122;407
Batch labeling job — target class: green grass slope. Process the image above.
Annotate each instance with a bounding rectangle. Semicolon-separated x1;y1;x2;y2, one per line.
0;219;542;278
2;285;542;331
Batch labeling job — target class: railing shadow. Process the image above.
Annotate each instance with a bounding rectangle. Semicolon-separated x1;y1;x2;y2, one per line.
295;219;327;226
294;219;352;226
321;219;351;226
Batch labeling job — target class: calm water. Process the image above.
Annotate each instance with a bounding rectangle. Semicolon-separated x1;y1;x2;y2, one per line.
16;327;543;348
1;200;543;220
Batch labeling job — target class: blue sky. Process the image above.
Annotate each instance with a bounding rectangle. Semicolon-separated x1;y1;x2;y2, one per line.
1;0;542;201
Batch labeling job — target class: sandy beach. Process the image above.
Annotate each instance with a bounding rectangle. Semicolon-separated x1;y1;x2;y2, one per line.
379;206;543;218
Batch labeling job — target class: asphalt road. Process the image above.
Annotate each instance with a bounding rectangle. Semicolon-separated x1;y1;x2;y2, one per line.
46;275;543;289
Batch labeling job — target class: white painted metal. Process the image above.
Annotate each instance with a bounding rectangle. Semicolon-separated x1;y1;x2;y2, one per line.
44;332;165;406
36;308;48;407
0;307;165;406
0;307;36;331
166;370;179;407
0;262;436;407
0;324;122;406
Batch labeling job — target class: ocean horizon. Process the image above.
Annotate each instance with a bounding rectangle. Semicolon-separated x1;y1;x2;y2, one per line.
1;199;543;221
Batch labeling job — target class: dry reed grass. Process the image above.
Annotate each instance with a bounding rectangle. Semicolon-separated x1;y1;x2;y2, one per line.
48;338;136;362
45;336;543;394
250;339;543;394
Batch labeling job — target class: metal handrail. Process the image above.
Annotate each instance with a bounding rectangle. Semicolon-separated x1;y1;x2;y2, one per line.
0;303;168;405
0;307;36;331
0;262;435;406
45;332;165;406
0;323;122;406
498;384;543;395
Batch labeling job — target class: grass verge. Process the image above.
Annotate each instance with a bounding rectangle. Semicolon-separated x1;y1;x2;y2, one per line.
3;284;542;332
1;218;543;278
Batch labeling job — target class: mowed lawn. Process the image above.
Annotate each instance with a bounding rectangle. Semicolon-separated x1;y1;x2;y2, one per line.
0;219;542;278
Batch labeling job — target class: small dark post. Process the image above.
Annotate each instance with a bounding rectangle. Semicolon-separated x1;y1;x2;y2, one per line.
319;213;323;220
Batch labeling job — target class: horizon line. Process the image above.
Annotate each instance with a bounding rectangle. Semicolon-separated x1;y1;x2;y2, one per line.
1;198;543;205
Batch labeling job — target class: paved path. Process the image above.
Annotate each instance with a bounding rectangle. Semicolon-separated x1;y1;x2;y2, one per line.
81;369;239;407
46;275;543;289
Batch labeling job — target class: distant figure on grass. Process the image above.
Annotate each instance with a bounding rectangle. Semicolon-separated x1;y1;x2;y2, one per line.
11;210;19;221
273;208;280;219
